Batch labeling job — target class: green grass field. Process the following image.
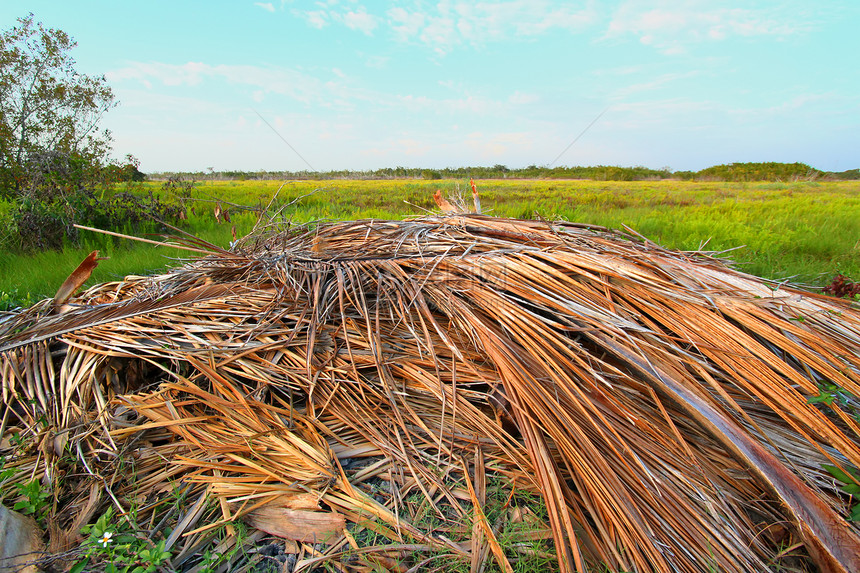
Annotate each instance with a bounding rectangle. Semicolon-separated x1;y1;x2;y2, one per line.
1;178;858;307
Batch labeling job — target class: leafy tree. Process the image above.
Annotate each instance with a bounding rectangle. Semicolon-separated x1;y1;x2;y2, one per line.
0;13;116;196
0;15;176;250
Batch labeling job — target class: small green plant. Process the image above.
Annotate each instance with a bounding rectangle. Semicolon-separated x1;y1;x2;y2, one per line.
394;476;559;573
823;464;860;521
196;548;222;573
8;431;26;450
71;508;173;573
808;383;846;406
0;459;14;483
13;479;51;524
0;459;20;506
807;382;860;426
0;288;34;310
193;519;251;573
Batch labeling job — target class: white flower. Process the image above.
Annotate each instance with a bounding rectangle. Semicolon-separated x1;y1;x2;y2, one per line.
98;531;113;548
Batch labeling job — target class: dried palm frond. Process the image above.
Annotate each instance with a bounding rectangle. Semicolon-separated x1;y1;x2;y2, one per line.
3;215;860;572
433;189;459;214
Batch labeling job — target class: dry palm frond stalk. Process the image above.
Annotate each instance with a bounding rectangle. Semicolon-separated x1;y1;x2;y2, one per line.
3;215;860;572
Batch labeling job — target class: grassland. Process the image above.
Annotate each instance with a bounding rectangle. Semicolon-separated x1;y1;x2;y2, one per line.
1;178;858;307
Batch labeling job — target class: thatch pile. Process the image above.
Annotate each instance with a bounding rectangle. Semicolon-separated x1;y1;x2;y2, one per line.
2;215;860;572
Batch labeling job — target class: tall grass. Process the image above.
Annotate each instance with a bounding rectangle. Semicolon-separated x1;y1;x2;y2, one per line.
0;237;195;306
1;179;857;308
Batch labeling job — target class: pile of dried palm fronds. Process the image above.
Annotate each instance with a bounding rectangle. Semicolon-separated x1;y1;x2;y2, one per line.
2;215;860;572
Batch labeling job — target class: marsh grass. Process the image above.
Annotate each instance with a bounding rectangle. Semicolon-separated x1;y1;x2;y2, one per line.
1;179;857;307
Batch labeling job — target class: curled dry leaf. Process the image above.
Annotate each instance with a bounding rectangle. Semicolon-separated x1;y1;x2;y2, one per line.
52;250;106;312
245;506;345;544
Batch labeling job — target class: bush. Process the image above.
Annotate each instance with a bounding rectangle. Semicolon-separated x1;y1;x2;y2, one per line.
8;198;73;251
696;162;822;182
5;151;179;251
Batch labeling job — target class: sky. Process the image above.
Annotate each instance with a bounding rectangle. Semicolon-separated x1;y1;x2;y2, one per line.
3;1;859;173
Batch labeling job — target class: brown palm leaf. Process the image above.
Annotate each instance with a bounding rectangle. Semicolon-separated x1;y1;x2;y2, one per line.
3;215;860;572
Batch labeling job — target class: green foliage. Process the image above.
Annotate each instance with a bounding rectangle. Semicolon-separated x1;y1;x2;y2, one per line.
72;508;173;573
807;379;860;426
486;488;559;573
5;181;179;251
12;479;51;524
161;173;196;197
826;168;860;181
399;477;559;572
823;465;860;521
193;521;251;573
105;160;147;183
694;162;821;182
8;195;75;251
0;13;116;194
807;381;860;522
0;459;15;483
0;15;165;250
808;383;844;406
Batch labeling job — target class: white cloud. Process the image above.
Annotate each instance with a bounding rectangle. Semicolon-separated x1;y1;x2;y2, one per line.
508;91;540;105
296;1;596;55
357;128;538;167
607;98;723;130
108;59;524;121
606;1;811;54
254;2;275;13
418;15;457;53
361;54;389;69
302;10;329;29
107;88;232;117
395;93;507;116
107;62;209;87
108;62;331;105
387;7;425;42
397;138;432;157
296;5;380;34
610;71;701;99
392;1;598;54
463;131;535;158
474;1;598;38
342;9;378;35
729;91;841;119
591;64;654;77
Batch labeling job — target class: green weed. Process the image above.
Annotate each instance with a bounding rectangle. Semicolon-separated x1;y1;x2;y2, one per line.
72;508;172;573
822;465;860;521
0;288;35;310
6;478;51;527
393;475;559;572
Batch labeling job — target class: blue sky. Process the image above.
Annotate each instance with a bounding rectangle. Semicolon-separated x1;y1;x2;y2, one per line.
4;1;858;173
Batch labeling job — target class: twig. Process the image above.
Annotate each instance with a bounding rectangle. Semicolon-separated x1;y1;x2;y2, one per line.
73;224;214;255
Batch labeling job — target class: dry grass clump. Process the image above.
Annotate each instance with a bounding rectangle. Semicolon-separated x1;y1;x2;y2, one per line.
2;214;860;572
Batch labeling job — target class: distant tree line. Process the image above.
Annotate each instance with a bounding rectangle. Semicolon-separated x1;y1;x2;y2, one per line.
153;162;856;183
675;162;822;182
